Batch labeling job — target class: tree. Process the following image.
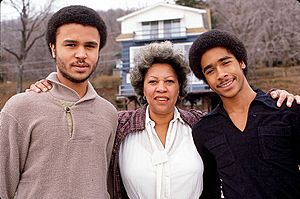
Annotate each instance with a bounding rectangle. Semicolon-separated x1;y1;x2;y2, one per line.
175;0;208;8
2;0;55;93
207;0;300;68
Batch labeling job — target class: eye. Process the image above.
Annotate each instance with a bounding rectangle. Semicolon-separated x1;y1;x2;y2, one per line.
223;60;231;65
148;80;157;85
85;44;97;49
166;80;175;85
65;43;76;47
204;68;214;75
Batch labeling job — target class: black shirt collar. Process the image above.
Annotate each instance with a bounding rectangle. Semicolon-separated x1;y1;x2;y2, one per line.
206;88;279;118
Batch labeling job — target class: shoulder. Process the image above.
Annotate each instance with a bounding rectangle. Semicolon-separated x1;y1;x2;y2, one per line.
117;110;135;134
117;107;146;133
118;108;145;124
1;92;48;125
281;102;300;118
178;108;206;118
255;89;300;114
2;92;43;114
178;108;207;127
118;110;135;123
191;110;221;135
94;96;118;115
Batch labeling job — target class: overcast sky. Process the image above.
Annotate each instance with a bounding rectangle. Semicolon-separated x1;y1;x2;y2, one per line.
1;0;175;20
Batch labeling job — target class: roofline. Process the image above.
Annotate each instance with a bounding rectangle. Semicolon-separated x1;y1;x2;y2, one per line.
117;2;207;22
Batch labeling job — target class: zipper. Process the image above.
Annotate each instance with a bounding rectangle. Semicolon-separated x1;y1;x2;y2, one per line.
64;106;73;138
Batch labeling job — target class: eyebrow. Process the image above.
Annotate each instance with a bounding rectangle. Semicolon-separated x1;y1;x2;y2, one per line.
218;56;232;62
63;40;99;46
148;75;176;79
202;55;232;73
63;39;77;43
202;64;213;74
85;41;99;46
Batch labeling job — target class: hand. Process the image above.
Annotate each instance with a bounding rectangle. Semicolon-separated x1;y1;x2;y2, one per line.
25;79;53;93
270;89;300;107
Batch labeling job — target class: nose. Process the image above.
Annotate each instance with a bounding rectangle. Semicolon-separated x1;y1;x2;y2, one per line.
156;81;167;92
216;66;228;80
75;47;87;59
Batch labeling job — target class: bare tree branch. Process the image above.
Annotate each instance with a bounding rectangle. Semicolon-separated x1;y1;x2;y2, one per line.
3;0;55;93
26;32;45;53
208;0;300;68
3;46;21;60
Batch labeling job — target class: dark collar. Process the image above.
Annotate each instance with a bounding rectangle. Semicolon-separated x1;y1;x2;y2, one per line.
206;89;279;118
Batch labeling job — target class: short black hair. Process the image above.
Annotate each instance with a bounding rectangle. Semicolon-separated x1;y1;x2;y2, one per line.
189;29;248;81
46;5;107;53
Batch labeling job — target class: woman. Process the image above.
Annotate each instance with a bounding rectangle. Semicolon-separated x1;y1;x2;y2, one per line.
111;41;205;199
28;41;299;199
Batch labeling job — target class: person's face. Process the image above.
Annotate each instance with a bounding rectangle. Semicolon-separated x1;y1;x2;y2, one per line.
50;23;100;86
143;63;180;117
201;47;246;99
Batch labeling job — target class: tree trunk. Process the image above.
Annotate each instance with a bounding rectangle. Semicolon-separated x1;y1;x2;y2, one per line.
16;64;23;93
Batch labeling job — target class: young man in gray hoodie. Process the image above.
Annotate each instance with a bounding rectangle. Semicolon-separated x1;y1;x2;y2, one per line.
0;5;117;199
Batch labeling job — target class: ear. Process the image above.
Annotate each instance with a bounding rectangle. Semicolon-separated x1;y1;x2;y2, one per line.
49;43;56;58
241;62;246;69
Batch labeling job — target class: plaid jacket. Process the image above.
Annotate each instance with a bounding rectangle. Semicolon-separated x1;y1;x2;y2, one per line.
109;106;206;199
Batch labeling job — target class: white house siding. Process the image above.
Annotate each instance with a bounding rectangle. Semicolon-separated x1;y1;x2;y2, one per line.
119;4;206;35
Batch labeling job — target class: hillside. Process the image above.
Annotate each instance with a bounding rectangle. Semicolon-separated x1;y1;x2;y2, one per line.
248;65;300;93
1;66;300;110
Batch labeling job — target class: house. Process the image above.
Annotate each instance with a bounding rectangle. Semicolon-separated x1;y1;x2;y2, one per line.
115;2;217;110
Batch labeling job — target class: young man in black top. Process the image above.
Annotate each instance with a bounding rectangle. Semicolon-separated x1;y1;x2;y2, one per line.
189;29;300;199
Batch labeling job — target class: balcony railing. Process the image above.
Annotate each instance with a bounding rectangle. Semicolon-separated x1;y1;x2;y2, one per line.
133;27;187;41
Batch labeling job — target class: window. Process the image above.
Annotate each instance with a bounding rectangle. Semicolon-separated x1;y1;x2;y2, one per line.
163;19;181;38
142;21;158;39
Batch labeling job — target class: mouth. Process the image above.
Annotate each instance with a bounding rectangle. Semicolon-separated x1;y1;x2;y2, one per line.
217;78;234;88
72;63;89;67
72;63;90;72
154;96;169;102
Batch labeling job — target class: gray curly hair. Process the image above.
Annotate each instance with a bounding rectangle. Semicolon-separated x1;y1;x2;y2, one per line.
130;41;190;105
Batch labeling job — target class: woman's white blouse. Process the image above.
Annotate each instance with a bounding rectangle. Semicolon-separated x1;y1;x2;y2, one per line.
119;107;204;199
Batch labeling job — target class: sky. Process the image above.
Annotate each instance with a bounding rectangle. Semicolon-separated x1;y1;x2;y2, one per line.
1;0;175;20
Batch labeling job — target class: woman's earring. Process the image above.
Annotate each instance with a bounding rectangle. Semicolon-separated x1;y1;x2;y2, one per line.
143;96;146;101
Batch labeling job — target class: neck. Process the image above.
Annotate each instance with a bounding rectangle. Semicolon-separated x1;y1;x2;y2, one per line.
56;75;88;98
222;79;256;114
149;109;174;126
69;82;88;98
